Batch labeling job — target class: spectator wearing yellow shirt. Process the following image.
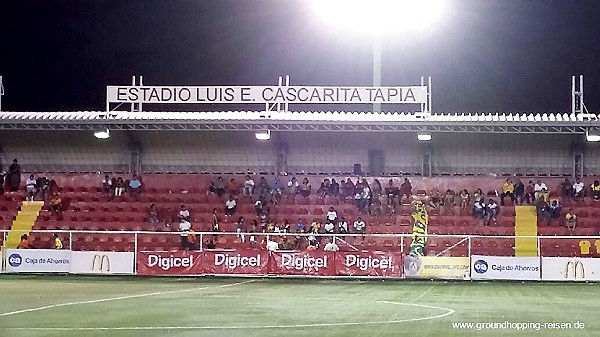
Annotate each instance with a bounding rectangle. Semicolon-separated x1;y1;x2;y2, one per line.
591;180;600;201
565;209;577;230
500;179;515;206
53;233;63;249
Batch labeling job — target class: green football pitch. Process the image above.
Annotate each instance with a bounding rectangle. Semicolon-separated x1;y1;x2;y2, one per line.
0;276;597;337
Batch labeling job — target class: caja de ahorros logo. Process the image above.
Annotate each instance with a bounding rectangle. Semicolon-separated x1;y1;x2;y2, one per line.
214;253;262;269
281;253;329;270
8;253;22;267
473;260;488;274
345;254;393;271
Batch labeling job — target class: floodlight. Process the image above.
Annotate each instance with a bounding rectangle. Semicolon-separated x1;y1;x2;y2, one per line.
94;129;110;139
586;129;600;142
311;0;447;35
417;133;432;141
255;130;271;140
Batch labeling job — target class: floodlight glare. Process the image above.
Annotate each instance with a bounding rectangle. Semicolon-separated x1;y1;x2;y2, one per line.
255;130;271;140
94;129;110;139
586;130;600;142
311;0;447;35
417;133;432;141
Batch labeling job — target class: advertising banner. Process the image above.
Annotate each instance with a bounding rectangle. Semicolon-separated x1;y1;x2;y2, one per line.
336;251;403;277
107;85;428;104
471;255;540;280
5;249;71;273
542;257;600;281
71;251;134;275
404;256;470;279
203;249;268;275
137;250;203;275
270;251;336;276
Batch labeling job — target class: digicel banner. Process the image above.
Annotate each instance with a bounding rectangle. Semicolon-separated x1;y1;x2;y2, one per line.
336;251;403;277
137;251;203;275
270;251;336;276
203;249;268;275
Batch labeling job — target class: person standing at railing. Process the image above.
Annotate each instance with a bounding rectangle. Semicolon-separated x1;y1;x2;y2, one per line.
6;159;21;192
179;218;191;249
54;233;63;249
17;234;29;249
186;226;197;250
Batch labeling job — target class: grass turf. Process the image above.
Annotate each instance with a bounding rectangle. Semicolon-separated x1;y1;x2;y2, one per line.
0;275;597;337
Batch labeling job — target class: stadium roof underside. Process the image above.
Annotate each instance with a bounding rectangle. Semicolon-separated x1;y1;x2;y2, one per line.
0;111;599;133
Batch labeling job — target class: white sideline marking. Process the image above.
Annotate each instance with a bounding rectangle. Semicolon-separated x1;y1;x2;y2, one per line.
2;300;455;330
0;280;254;318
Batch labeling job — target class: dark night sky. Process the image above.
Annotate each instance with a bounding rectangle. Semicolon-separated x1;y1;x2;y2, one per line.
0;0;599;113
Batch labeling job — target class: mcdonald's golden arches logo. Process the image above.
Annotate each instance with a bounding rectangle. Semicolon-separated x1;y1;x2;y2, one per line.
565;260;585;280
92;254;111;272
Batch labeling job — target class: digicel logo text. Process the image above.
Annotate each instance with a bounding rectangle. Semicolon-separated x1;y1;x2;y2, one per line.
148;254;193;271
214;253;261;269
281;254;328;270
345;255;393;271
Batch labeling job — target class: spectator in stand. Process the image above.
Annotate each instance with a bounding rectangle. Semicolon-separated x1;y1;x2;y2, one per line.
248;231;257;246
442;189;455;210
179;218;192;248
266;236;279;251
296;218;306;233
344;179;356;200
224;195;237;216
299;178;311;198
399;178;412;198
591;180;600;201
338;217;348;235
50;193;63;218
256;176;270;199
514;179;525;205
384;179;399;214
54;233;63;249
36;176;50;200
561;178;573;198
236;217;246;243
205;238;217;249
357;179;371;214
534;180;547;201
536;198;551;224
128;175;142;198
149;203;160;224
330;178;340;197
228;178;240;197
473;188;484;202
254;197;266;216
353;216;366;234
500;179;515;206
525;181;535;205
565;209;577;230
324;220;335;235
573;178;585;198
259;212;268;231
266;218;275;233
326;206;338;224
317;179;331;198
280;237;293;250
114;177;125;197
287;177;299;195
484;199;498;226
250;219;258;233
538;188;549;203
7;159;21;192
25;175;37;201
186;226;197;250
459;190;470;209
323;238;340;252
271;177;284;204
339;179;347;198
178;205;190;222
472;199;486;220
310;219;321;233
102;175;113;199
214;176;226;197
243;175;255;197
372;179;382;200
549;200;561;220
282;219;291;233
17;234;29;249
429;187;441;208
211;208;220;232
306;237;318;250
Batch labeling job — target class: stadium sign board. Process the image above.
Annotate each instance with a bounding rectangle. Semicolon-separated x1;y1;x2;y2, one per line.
106;85;428;104
542;257;600;281
470;255;540;280
70;251;134;275
270;251;336;276
404;256;469;279
336;251;403;277
137;250;203;275
5;249;71;273
203;249;269;275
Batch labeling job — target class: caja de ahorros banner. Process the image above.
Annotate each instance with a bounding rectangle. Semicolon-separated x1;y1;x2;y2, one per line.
542;257;600;281
70;251;134;275
471;255;540;280
5;249;71;273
